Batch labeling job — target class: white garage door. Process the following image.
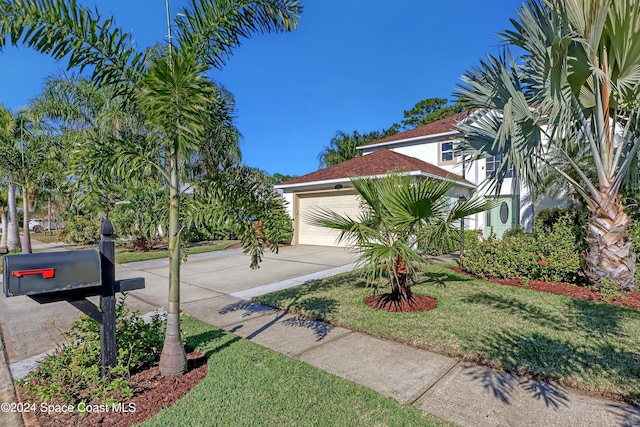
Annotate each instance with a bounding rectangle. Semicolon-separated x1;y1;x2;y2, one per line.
296;191;361;247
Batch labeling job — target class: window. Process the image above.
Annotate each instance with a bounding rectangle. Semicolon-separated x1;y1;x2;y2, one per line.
486;154;514;178
439;141;455;164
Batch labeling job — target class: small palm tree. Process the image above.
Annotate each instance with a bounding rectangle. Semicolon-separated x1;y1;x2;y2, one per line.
309;173;489;310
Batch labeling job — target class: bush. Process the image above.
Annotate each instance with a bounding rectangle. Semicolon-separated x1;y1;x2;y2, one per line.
535;207;587;250
60;216;102;245
19;296;165;405
419;228;480;256
464;214;583;283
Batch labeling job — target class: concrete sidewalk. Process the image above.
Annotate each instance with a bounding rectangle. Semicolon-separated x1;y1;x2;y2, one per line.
2;242;640;426
185;294;640;427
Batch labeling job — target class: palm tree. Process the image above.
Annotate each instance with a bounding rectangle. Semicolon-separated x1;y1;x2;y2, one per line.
455;0;640;291
318;130;386;168
0;105;23;252
0;104;59;253
0;0;301;376
0;181;8;251
309;173;489;311
135;52;215;375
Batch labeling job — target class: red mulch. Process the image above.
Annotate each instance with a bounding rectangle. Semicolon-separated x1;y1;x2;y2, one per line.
450;266;640;309
18;351;208;427
364;293;438;312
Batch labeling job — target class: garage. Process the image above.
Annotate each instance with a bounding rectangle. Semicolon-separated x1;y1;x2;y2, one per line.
295;190;361;246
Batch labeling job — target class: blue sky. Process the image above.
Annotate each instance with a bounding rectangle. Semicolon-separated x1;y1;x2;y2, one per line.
1;1;523;177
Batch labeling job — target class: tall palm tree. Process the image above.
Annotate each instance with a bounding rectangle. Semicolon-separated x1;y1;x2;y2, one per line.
0;181;8;251
309;173;489;307
0;105;58;253
0;0;301;376
318;130;385;168
136;52;214;375
0;105;23;252
455;0;640;291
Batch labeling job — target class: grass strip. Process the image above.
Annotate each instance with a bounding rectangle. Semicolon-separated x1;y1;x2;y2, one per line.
253;263;640;404
116;240;239;264
142;316;453;427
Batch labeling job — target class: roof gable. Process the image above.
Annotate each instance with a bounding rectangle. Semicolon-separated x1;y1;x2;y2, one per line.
278;148;471;186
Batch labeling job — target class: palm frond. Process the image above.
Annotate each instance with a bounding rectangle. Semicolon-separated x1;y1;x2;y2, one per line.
174;0;301;69
0;0;144;91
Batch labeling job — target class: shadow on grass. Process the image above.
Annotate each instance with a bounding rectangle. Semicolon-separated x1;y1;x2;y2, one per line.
462;292;569;331
469;329;640;406
185;328;241;358
419;270;474;287
569;298;639;338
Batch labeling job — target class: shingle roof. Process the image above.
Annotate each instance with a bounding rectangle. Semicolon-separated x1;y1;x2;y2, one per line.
359;111;469;147
278;148;472;186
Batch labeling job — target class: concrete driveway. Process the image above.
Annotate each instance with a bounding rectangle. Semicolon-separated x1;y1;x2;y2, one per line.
0;244;355;364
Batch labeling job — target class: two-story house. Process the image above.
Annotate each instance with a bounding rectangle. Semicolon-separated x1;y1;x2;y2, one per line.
276;111;563;247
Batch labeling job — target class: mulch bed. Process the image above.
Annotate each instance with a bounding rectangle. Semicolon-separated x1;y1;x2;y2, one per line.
364;293;438;312
18;351;208;427
450;266;640;309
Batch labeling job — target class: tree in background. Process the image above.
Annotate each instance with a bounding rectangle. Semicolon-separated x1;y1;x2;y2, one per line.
318;129;387;168
0;0;302;376
0;106;20;252
391;97;462;132
455;0;640;291
0;179;7;251
316;98;461;169
270;172;297;184
0;105;54;253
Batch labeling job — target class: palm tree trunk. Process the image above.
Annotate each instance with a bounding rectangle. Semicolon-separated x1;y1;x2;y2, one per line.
1;208;7;251
391;257;412;299
6;179;21;252
21;184;32;254
583;191;636;291
158;151;187;377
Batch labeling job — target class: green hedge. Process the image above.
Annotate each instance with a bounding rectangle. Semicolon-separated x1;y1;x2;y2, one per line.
60;216;102;245
419;228;480;256
463;214;583;283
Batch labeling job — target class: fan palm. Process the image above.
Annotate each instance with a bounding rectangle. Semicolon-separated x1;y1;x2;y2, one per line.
455;0;640;290
309;173;489;304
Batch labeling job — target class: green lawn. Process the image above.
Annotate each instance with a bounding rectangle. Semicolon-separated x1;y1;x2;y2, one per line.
253;263;640;405
0;240;239;273
29;232;64;244
142;316;453;427
114;240;239;264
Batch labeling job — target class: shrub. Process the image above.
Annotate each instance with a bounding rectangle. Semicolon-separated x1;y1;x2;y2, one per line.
464;214;583;283
60;216;102;245
419;228;480;256
535;207;587;250
628;220;640;280
19;296;165;404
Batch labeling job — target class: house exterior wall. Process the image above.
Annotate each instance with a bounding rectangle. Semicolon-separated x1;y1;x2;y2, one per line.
278;121;568;245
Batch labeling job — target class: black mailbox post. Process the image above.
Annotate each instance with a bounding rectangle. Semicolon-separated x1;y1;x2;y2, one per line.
2;217;145;376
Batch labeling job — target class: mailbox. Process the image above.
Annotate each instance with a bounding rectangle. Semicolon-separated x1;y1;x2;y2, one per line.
3;250;101;297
